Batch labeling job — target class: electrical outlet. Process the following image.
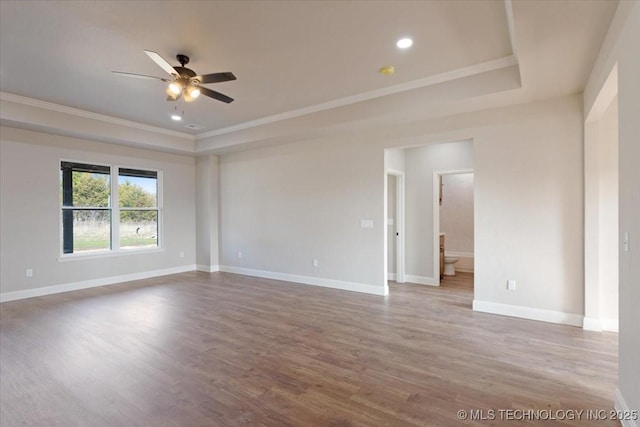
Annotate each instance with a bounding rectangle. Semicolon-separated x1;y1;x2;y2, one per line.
238;251;243;259
312;259;318;268
25;269;33;278
507;280;516;291
179;251;185;258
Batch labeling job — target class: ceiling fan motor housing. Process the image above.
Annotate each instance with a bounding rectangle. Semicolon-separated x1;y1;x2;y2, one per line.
174;55;197;80
174;66;196;78
176;54;189;66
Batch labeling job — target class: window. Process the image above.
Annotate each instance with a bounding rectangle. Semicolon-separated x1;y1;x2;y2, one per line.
118;168;159;250
60;162;160;255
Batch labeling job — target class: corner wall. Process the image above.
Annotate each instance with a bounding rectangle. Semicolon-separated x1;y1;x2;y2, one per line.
0;126;197;300
584;1;640;420
472;96;584;323
196;155;220;272
217;94;585;322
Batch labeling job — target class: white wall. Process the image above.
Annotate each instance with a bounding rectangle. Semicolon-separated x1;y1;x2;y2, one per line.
218;137;385;295
217;95;585;323
473;97;584;320
196;155;220;272
404;141;474;283
584;1;640;418
386;148;406;172
0;126;196;299
598;96;618;329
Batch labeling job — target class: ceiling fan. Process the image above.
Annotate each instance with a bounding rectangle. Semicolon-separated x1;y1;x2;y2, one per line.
113;50;236;103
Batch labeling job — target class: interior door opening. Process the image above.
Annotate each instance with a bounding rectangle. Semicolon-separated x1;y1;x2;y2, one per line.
434;170;475;289
584;63;619;332
386;170;405;286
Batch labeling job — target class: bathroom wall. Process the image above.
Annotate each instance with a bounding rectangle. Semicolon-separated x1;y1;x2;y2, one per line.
440;173;474;272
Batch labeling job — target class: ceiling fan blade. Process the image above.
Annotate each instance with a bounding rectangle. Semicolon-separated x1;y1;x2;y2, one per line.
200;87;234;103
144;50;179;77
196;72;237;84
112;71;168;81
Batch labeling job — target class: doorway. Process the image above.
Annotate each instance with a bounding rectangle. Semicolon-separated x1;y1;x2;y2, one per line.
433;170;474;287
386;170;405;284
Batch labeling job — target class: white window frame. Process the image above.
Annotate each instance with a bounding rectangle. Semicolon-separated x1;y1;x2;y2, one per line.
58;159;163;260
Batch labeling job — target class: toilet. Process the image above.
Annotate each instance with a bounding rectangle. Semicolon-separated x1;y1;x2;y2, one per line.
443;256;459;276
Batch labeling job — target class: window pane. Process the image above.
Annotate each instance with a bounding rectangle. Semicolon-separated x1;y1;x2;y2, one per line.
66;210;111;253
60;170;110;207
118;170;157;208
119;211;158;249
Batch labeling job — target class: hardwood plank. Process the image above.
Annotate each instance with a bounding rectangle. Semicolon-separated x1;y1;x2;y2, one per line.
0;272;618;426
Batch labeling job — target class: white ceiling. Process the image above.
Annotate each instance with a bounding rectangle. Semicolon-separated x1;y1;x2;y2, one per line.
0;0;618;150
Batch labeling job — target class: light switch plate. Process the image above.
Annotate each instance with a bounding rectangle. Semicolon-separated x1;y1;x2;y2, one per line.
360;219;374;229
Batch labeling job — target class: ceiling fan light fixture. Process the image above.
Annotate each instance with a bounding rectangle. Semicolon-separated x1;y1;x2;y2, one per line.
168;81;183;95
187;85;200;99
166;87;179;100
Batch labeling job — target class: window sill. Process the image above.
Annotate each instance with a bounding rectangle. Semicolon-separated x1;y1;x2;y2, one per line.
57;247;164;262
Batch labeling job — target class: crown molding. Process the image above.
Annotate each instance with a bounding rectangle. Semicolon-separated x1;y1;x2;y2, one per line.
196;55;519;140
504;0;519;60
0;92;195;141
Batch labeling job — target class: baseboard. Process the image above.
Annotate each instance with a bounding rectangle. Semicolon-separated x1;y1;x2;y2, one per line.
601;318;619;333
583;317;619;332
583;317;602;331
387;273;396;281
615;388;639;427
472;300;583;327
196;264;220;273
404;274;439;286
456;268;474;273
0;265;196;303
219;265;387;296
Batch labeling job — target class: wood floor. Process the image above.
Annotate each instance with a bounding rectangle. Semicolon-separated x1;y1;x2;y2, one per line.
0;272;618;426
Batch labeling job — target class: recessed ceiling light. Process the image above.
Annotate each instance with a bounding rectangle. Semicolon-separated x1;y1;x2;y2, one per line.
396;38;413;49
171;114;182;121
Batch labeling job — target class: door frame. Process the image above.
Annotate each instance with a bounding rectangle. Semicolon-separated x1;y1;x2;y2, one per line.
433;169;474;286
584;63;619;332
386;169;405;283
